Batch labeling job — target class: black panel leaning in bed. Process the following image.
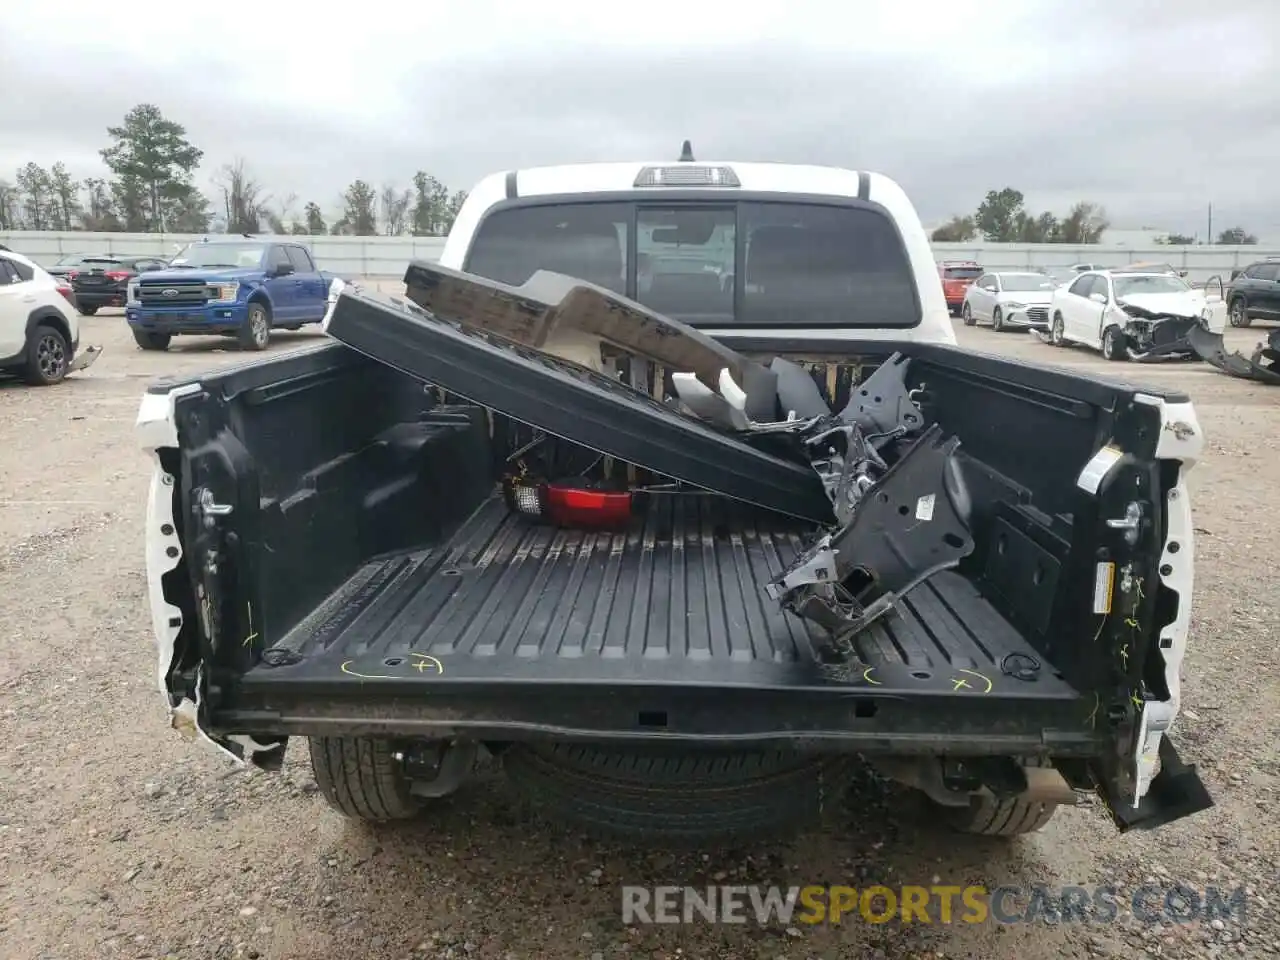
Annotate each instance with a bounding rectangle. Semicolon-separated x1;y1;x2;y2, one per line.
323;288;834;522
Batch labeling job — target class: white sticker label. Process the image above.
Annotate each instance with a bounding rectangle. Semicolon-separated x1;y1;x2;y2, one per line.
1077;444;1123;495
1093;561;1115;614
915;494;936;521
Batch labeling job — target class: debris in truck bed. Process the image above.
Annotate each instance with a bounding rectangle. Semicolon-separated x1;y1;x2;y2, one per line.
402;261;780;421
323;286;833;522
324;279;976;655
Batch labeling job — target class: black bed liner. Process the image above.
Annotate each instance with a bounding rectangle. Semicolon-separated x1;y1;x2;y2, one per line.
246;494;1077;703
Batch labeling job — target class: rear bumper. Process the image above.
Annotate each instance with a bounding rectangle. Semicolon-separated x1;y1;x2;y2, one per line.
127;302;248;333
73;287;127;308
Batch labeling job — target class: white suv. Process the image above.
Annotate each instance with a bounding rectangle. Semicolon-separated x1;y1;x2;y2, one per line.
0;248;99;385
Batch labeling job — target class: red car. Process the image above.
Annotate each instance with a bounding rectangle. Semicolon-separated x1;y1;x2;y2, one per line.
937;260;983;316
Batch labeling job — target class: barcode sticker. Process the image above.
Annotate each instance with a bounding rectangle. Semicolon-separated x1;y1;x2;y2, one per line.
915;494;936;521
1093;561;1115;614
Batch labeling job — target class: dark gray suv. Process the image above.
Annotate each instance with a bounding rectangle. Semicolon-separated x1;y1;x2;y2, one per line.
1227;258;1280;327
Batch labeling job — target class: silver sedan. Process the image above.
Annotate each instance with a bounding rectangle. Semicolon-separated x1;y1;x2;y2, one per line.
960;271;1058;331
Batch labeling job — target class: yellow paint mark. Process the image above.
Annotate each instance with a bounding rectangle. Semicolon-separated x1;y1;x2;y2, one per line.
1119;643;1129;668
861;666;882;686
242;602;259;648
339;652;444;680
1086;691;1100;729
951;677;972;692
1130;691;1145;709
411;654;444;674
956;668;994;694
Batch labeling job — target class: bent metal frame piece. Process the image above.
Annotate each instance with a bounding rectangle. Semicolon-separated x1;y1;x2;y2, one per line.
401;260;781;422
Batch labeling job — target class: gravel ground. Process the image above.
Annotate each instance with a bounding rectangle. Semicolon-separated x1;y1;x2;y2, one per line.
0;310;1277;960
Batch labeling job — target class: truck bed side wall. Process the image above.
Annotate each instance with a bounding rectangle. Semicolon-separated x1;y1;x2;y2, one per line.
172;344;496;649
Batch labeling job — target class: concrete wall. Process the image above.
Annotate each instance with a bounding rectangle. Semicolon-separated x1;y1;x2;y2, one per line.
2;230;1274;284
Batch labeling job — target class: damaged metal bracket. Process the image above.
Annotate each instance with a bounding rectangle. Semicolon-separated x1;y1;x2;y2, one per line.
837;353;927;442
765;424;976;656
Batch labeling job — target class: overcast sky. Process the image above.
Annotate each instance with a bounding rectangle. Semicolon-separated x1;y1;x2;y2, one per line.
1;0;1276;238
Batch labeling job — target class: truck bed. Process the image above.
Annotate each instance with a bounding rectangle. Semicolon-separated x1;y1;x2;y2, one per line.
244;494;1078;702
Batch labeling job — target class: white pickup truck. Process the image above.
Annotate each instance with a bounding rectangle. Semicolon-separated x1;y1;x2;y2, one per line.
138;151;1212;843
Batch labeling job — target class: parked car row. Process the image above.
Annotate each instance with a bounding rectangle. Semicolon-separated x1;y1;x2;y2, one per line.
949;261;1230;364
0;238;345;383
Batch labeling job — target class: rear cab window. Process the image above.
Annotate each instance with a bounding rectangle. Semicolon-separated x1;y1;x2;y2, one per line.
462;198;921;329
941;265;983;280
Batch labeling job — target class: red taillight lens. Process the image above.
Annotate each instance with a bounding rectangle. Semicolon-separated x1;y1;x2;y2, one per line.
503;478;633;529
544;485;633;527
105;270;131;281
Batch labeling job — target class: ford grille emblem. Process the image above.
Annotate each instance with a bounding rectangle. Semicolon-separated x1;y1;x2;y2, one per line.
162;288;179;298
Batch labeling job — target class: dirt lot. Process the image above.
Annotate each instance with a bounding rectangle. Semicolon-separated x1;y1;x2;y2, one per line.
1;311;1277;960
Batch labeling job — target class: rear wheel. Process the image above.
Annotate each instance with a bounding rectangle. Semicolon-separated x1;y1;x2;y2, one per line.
992;307;1005;331
961;303;975;326
132;329;171;351
238;302;271;351
78;304;99;316
503;742;844;842
23;324;70;385
308;736;421;822
1228;296;1251;327
1101;325;1128;361
1050;313;1066;345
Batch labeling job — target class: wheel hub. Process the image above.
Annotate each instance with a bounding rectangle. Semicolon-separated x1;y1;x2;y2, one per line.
37;335;66;378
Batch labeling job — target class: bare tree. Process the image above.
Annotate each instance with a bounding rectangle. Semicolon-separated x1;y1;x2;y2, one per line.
380;184;411;236
213;158;272;234
0;179;18;230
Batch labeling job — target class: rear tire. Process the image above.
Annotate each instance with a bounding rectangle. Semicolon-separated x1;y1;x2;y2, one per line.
939;758;1062;837
992;307;1005;331
23;324;70;385
961;303;975;326
944;791;1058;836
78;305;99;316
132;329;171;351
503;742;844;842
1050;313;1066;345
239;302;271;351
308;736;421;822
1228;296;1251;327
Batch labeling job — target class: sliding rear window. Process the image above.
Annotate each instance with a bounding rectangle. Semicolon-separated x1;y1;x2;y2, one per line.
464;198;921;329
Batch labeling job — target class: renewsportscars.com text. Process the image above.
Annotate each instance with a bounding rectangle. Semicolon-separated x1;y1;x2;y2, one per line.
621;884;1247;926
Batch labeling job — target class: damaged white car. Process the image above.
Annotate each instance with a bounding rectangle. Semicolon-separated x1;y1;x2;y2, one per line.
1044;269;1227;362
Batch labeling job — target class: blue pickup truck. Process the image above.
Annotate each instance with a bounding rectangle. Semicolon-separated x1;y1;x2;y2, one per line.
125;237;340;351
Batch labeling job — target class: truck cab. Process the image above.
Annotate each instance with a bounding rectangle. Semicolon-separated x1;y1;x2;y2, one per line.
125;237;336;352
439;160;957;345
139;155;1212;843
